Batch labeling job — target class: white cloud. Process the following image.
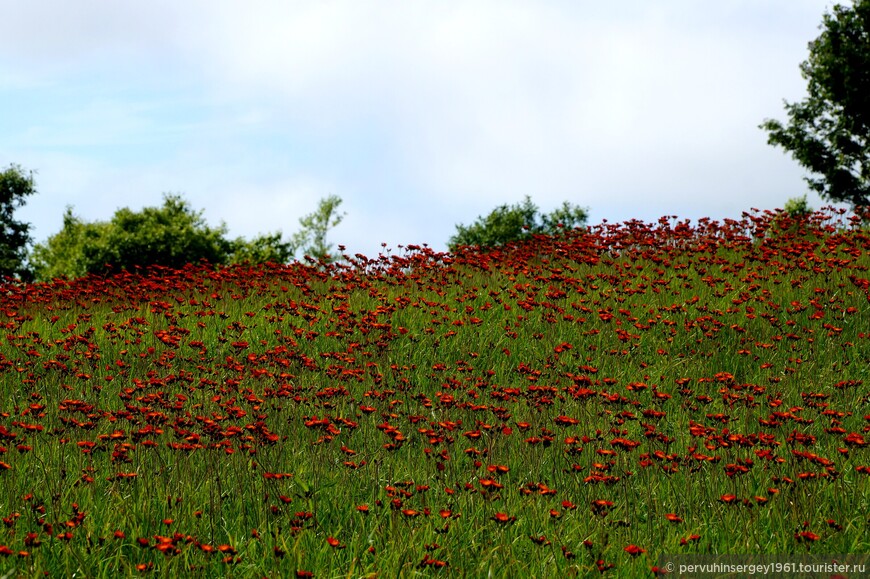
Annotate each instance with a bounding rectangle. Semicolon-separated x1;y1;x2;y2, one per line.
1;0;842;255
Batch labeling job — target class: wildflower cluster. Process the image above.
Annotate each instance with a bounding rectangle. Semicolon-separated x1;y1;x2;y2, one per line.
0;208;868;576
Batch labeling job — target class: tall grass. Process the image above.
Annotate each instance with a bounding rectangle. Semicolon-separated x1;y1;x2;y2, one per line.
0;208;868;577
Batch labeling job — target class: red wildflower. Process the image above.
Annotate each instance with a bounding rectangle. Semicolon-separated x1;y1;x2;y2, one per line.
491;512;516;524
326;536;345;549
680;534;701;545
590;499;612;515
795;531;820;542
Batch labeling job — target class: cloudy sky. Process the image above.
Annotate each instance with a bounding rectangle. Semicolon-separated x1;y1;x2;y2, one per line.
1;0;839;257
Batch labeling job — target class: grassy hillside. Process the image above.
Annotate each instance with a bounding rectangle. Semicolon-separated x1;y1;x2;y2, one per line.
1;208;869;577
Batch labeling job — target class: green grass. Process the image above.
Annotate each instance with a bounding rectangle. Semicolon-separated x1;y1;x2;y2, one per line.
1;212;869;577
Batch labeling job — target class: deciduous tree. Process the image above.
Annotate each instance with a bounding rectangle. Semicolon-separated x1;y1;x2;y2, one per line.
30;193;344;280
448;196;587;251
0;164;37;280
290;194;345;263
761;0;870;207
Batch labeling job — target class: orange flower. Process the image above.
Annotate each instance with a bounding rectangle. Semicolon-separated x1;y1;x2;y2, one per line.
326;536;345;549
795;531;820;542
491;512;516;524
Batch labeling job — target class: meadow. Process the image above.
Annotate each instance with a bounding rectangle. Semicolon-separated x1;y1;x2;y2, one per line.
0;208;869;577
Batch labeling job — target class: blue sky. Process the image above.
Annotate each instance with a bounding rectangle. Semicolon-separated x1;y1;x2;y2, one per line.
1;0;838;258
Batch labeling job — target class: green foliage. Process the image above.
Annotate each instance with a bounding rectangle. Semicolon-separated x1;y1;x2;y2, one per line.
448;195;587;251
0;164;37;280
30;195;233;280
228;232;295;265
104;194;233;272
760;0;870;207
30;193;345;281
290;194;345;262
541;200;591;233
28;208;112;281
783;195;812;217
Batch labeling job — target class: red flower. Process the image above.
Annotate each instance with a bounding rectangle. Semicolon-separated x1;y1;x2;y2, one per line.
554;415;579;426
326;536;345;549
590;499;612;515
795;531;820;542
491;512;516;524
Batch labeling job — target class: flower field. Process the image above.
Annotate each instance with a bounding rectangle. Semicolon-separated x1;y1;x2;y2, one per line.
1;208;869;577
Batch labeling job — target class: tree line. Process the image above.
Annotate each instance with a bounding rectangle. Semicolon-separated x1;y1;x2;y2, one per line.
0;166;348;282
0;165;588;282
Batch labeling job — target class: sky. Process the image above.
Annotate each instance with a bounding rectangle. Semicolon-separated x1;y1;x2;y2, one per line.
0;0;841;258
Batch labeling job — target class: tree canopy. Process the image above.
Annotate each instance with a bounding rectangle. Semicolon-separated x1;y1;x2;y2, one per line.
28;194;346;281
0;164;37;280
290;194;345;263
760;0;870;207
30;195;237;280
448;196;587;251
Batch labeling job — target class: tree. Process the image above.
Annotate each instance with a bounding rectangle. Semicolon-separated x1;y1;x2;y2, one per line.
30;194;234;280
783;195;812;217
760;0;870;207
290;194;345;262
28;207;112;281
0;164;37;280
229;232;295;265
29;193;345;281
103;194;233;272
448;196;587;251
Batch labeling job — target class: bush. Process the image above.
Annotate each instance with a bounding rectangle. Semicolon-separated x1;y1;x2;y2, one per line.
30;193;346;281
30;195;290;280
783;195;812;217
448;196;587;251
